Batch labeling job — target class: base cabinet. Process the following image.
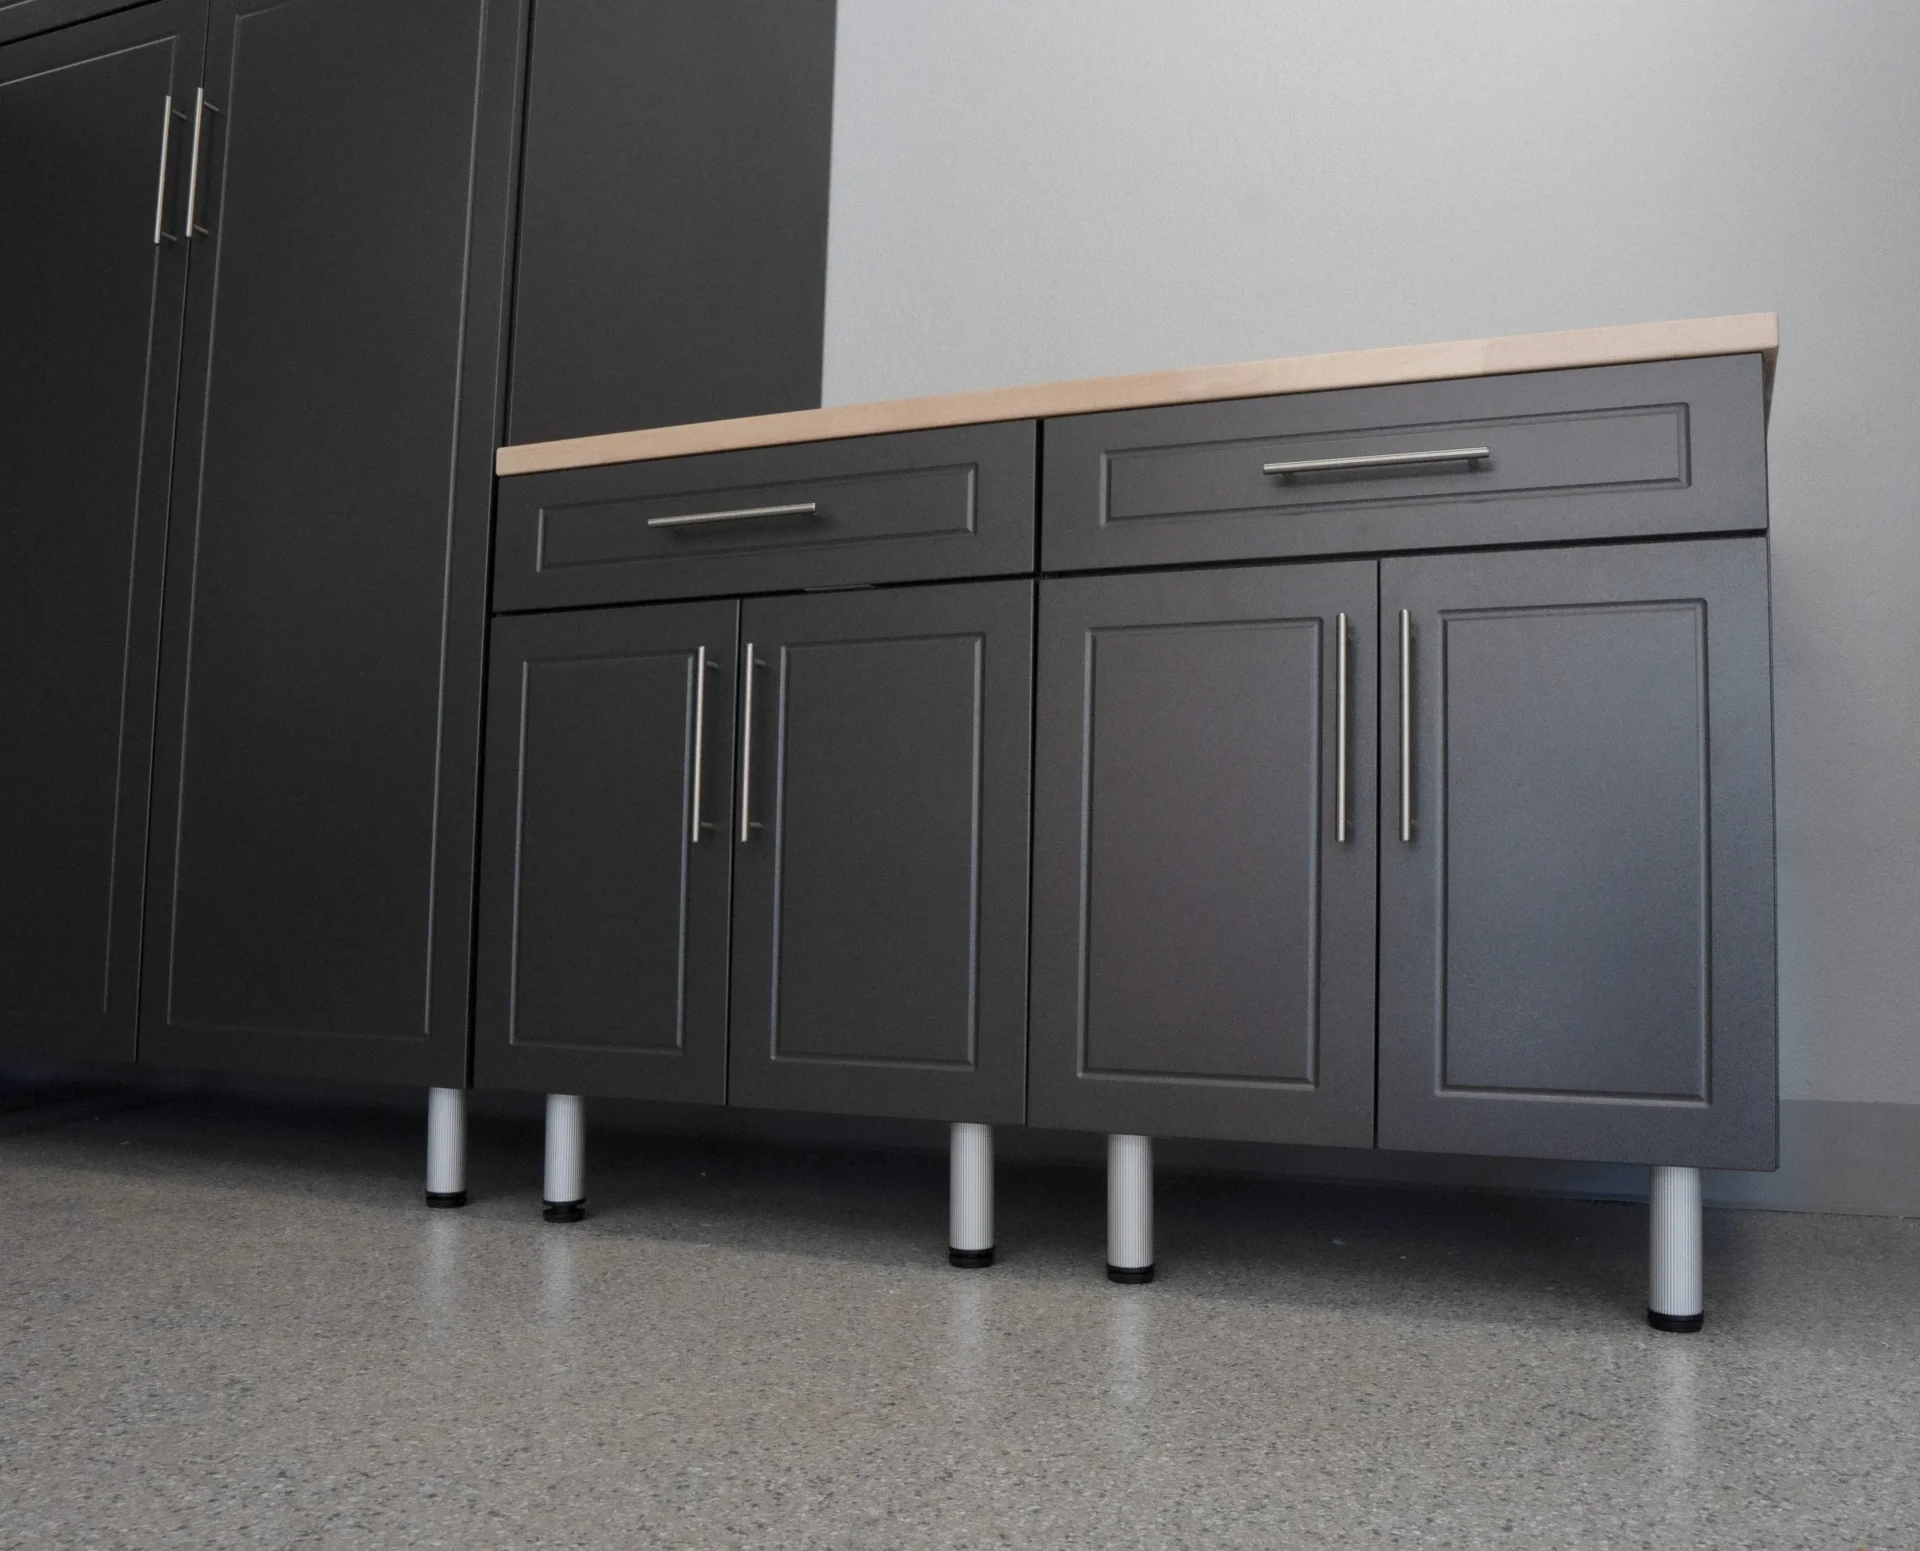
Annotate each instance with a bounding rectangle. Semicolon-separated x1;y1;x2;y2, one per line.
1027;563;1378;1145
1378;538;1776;1169
474;601;738;1102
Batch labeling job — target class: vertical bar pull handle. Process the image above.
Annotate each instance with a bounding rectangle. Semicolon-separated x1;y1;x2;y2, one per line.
738;646;761;844
691;646;713;841
1335;612;1350;843
152;95;181;245
1399;609;1413;844
185;87;221;239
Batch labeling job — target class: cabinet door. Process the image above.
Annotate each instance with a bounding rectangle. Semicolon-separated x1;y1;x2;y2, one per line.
0;2;203;1063
506;0;836;444
1379;539;1775;1168
728;581;1033;1123
141;0;524;1085
1028;564;1378;1145
474;602;737;1102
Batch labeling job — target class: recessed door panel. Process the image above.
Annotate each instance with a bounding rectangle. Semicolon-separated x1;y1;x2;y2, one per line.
1082;617;1323;1086
771;633;984;1068
1438;601;1709;1100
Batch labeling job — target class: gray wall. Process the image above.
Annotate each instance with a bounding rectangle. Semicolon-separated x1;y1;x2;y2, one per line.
821;1;1920;1211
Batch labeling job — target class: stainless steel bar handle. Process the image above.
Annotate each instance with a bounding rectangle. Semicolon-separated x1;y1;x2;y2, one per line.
737;646;759;844
152;96;179;245
185;88;221;239
1399;609;1413;844
1335;612;1349;843
691;645;710;842
1263;446;1491;478
647;501;818;529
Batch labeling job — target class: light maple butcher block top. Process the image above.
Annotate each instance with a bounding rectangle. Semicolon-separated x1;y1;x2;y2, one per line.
495;313;1779;478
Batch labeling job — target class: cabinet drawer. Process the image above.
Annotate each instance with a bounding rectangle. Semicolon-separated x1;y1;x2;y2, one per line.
494;421;1036;609
1042;355;1767;572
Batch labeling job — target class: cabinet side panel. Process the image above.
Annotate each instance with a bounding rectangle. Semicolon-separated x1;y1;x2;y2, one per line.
507;0;835;443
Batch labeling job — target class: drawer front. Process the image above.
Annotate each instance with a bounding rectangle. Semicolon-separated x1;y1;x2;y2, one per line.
1042;355;1767;572
495;421;1036;609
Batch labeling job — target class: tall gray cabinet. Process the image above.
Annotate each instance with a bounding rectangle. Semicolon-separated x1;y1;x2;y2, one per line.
0;0;840;1105
0;1;203;1064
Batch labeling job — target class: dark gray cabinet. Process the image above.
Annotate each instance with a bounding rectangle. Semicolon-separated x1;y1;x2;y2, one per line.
1028;564;1378;1145
1377;538;1776;1168
506;0;836;445
139;0;524;1085
0;2;203;1063
727;581;1035;1124
475;602;737;1102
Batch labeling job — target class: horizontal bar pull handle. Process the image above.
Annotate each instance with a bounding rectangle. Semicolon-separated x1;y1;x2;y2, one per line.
647;501;819;529
1263;446;1491;478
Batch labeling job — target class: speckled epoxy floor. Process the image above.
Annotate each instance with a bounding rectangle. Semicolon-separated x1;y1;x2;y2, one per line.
0;1086;1914;1550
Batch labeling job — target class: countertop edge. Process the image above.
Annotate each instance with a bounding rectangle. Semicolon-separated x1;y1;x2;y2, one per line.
495;312;1779;477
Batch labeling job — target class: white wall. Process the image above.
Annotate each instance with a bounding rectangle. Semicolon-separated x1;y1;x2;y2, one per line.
822;0;1920;1115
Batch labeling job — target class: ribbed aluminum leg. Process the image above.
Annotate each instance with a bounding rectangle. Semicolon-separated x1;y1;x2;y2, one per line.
949;1122;994;1268
424;1087;467;1207
1648;1165;1703;1332
543;1094;586;1222
1106;1134;1154;1283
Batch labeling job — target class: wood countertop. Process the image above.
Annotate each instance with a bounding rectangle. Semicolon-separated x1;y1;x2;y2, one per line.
495;312;1778;478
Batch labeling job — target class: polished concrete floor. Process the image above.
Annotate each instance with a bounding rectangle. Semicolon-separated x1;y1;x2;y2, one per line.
1;1085;1914;1549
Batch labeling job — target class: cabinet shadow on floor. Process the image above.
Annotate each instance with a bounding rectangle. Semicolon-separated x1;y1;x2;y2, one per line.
4;1074;1833;1334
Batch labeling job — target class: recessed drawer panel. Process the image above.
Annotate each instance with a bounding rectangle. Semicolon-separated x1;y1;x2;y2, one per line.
1043;355;1766;572
495;421;1036;609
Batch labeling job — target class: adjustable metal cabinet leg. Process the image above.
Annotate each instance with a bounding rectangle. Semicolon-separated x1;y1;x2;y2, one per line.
425;1087;467;1207
543;1094;586;1222
949;1122;994;1268
1107;1134;1154;1284
1648;1165;1703;1332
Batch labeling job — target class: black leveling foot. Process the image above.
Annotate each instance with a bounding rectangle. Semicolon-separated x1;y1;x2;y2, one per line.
424;1190;468;1209
543;1200;586;1223
1647;1308;1704;1333
1107;1263;1154;1285
949;1247;994;1269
